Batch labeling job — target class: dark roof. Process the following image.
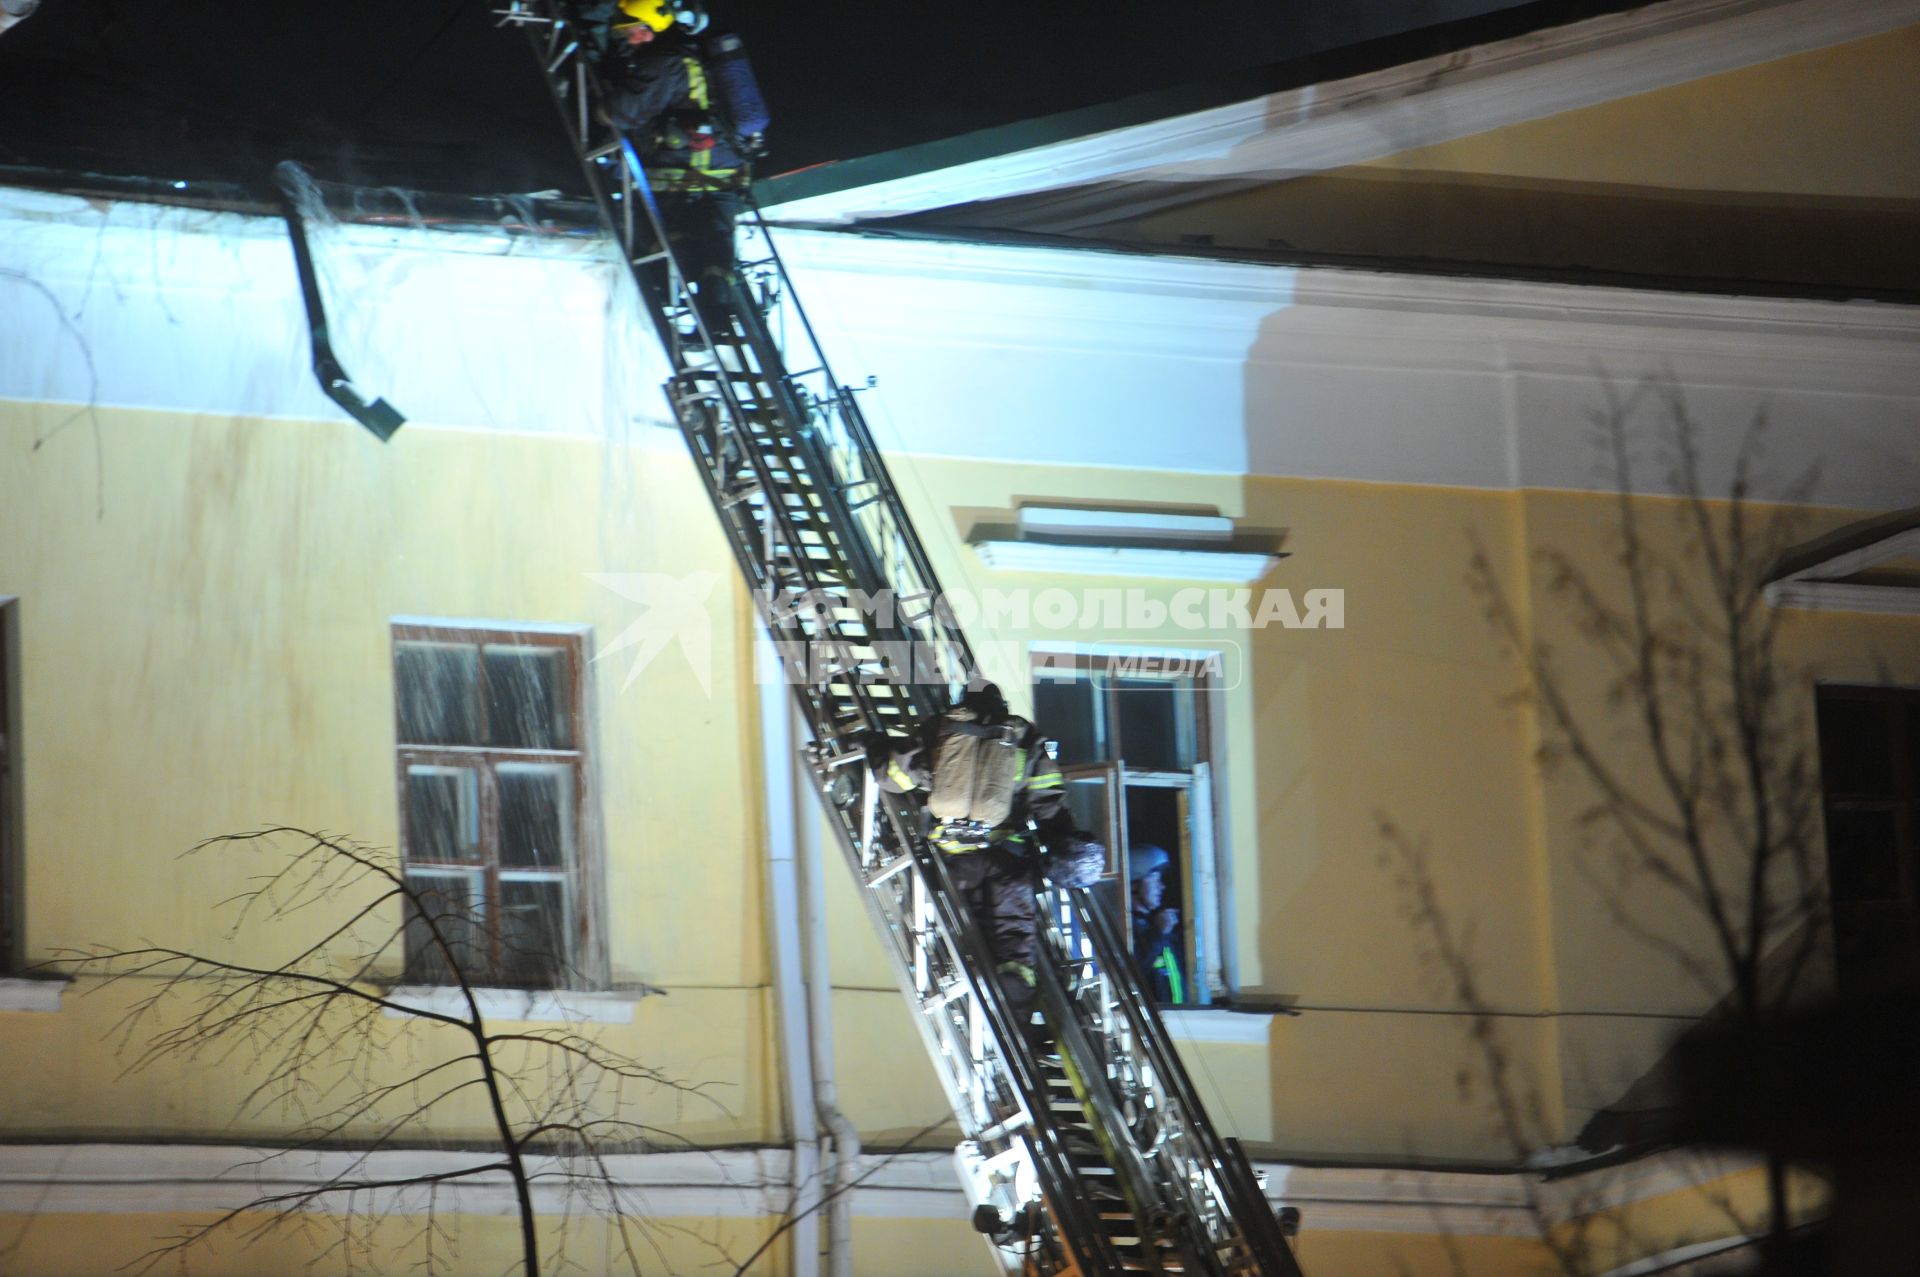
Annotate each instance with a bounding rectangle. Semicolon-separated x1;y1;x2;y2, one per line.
0;0;1650;201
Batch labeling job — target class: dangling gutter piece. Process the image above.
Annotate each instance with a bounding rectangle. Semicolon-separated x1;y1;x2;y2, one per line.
272;161;405;441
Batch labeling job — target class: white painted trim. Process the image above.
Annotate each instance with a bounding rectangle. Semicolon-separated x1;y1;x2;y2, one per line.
1763;580;1920;614
388;617;595;635
972;541;1281;583
1030;640;1226;662
1765;525;1920;613
0;1145;964;1220
1162;1007;1274;1046
1597;1234;1760;1277
381;985;654;1025
1261;1149;1762;1237
771;226;1920;346
1016;507;1234;543
759;0;1920;222
1787;526;1920;581
0;1143;1764;1237
771;227;1920;506
0;976;66;1013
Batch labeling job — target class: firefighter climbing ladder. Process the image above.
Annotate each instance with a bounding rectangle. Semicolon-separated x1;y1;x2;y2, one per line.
505;5;1305;1272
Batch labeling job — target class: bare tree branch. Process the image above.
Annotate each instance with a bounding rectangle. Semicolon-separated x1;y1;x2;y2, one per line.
41;827;710;1275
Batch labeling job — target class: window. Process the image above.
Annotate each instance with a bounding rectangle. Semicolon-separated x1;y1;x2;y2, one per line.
1032;650;1223;1004
1817;685;1920;989
1;599;17;973
393;624;597;989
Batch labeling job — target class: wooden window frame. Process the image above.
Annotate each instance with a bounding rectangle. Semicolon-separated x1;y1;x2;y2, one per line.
392;623;601;990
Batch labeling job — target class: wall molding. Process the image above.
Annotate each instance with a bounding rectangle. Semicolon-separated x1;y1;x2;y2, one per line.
1161;1007;1277;1045
1765;516;1920;614
380;985;656;1025
971;541;1282;583
0;1143;1761;1237
0;975;66;1013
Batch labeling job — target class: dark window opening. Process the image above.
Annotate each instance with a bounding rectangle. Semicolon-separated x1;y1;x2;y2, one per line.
1816;685;1920;991
1034;655;1219;1004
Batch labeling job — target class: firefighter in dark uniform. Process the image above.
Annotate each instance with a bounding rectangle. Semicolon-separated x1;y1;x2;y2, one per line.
599;0;765;334
872;683;1070;1008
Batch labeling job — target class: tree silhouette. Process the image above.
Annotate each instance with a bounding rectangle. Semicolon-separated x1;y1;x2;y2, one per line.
1383;377;1829;1268
48;826;719;1275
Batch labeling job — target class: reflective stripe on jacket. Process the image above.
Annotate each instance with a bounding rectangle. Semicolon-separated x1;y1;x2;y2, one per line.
607;48;745;188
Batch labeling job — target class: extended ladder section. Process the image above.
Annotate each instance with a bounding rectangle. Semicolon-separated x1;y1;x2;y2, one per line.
506;6;1305;1272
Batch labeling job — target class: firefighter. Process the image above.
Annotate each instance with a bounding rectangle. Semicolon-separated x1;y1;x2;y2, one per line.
599;0;765;336
871;683;1071;1008
1129;844;1186;1005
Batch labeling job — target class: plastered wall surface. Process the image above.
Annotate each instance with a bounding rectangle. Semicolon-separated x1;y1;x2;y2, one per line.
0;402;777;1144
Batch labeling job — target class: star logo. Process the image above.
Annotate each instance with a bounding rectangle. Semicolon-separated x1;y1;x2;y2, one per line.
589;572;724;694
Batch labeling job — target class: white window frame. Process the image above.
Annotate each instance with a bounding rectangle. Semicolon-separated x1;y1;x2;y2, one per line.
1030;643;1232;1003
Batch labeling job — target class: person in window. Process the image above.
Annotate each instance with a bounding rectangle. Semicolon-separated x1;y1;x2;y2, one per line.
1130;844;1186;1005
870;682;1071;1009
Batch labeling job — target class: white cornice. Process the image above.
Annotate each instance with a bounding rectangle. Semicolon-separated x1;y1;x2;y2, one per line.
767;227;1920;348
758;0;1920;223
771;228;1920;506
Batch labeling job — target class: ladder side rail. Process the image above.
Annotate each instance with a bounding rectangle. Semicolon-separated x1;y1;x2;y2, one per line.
668;376;909;735
1033;950;1191;1264
673;232;1206;1273
807;755;997;1131
1041;886;1237;1272
1066;886;1263;1263
721;291;969;719
511;6;1280;1265
509;4;741;371
522;50;683;358
734;208;974;695
1069;888;1305;1275
822;383;973;695
669;319;941;741
877;796;1126;1275
805;749;1125;1275
673;312;1108;1254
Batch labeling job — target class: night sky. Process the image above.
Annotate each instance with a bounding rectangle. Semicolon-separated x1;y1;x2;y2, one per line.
0;1;1636;199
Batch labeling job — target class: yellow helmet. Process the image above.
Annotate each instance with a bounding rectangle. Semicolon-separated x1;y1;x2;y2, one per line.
616;0;675;33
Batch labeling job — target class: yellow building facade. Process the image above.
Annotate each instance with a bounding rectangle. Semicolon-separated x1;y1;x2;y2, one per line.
4;2;1920;1273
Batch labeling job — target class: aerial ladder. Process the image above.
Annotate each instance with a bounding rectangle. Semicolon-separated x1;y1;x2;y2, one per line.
502;5;1306;1272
